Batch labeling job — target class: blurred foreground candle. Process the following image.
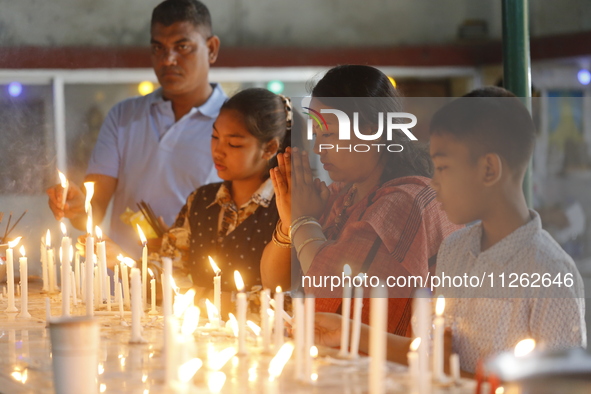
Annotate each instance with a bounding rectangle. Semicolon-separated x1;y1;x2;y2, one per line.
349;273;364;359
96;227;107;303
304;295;315;379
339;264;352;357
234;270;247;355
18;245;31;318
433;295;445;382
407;337;421;381
369;282;387;394
47;231;56;293
60;222;71;316
162;257;173;318
450;353;460;383
137;225;148;309
274;286;284;350
84;182;95;316
5;237;21;313
130;268;145;343
293;295;304;380
41;232;49;292
414;289;431;382
260;289;271;353
209;256;222;325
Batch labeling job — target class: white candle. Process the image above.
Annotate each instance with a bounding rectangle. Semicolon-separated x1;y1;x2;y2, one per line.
106;276;111;311
18;246;31;318
209;256;222;325
120;259;132;309
304;295;315;379
74;251;80;297
80;262;85;302
41;232;49;292
94;266;100;306
71;271;78;306
339;264;352;357
349;274;365;359
130;268;145;343
407;338;421;381
96;227;108;303
137;225;148;310
117;282;124;319
450;353;460;383
84;181;95;316
48;246;56;293
162;257;173;318
5;237;21;313
414;289;431;381
149;269;157;315
274;286;284;350
369;283;387;394
60;223;71;316
234;271;247;355
114;264;119;304
58;170;69;210
433;295;445;382
293;295;304;381
261;289;271;353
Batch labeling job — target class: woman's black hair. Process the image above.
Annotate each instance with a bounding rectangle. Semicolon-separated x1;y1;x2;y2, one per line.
220;88;292;179
311;65;432;183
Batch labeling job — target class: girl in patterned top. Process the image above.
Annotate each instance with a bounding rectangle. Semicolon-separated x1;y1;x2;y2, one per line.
262;65;460;336
156;88;292;305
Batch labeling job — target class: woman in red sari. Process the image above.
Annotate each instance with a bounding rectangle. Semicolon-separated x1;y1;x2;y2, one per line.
261;65;460;336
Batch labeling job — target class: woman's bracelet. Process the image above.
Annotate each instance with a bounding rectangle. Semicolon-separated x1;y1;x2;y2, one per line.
290;216;320;239
275;219;290;243
295;236;326;258
272;229;292;248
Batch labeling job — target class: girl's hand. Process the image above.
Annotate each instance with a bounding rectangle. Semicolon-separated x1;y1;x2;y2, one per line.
314;312;344;348
291;148;329;220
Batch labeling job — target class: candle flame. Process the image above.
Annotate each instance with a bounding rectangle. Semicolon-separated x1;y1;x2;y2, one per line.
310;345;318;358
45;230;51;247
410;337;421;351
8;237;22;249
98;363;104;375
436;295;445;316
208;256;221;275
276;286;282;293
136;224;147;245
60;221;67;236
247;320;261;336
99;384;106;393
208;347;237;371
58;170;68;188
514;338;536;357
495;388;505;394
181;306;200;335
95;226;103;241
207;371;226;393
84;182;94;213
19;245;25;257
118;257;136;268
234;270;244;292
11;368;27;384
148;268;154;278
268;342;294;379
205;299;220;325
311;372;318;382
174;289;196;318
178;358;203;383
227;313;239;337
343;264;352;276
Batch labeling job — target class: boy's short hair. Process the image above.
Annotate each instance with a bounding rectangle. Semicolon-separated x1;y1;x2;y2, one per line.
429;86;536;173
152;0;212;36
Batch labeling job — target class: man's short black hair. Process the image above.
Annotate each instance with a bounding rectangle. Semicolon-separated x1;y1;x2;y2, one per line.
152;0;212;36
430;86;536;173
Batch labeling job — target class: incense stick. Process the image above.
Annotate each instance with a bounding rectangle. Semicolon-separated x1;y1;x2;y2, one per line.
3;212;12;242
4;210;27;242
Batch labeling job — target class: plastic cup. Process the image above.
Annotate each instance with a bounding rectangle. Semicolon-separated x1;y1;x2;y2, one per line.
49;316;99;394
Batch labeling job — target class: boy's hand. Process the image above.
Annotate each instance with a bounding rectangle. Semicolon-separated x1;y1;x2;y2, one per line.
314;312;344;349
47;182;85;221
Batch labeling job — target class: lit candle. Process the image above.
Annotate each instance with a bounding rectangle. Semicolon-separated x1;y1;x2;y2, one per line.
47;231;56;293
74;251;80;297
118;256;133;309
433;295;445;382
96;226;108;303
274;286;284;350
162;257;173;318
57;170;69;210
304;295;315;379
349;273;364;359
18;245;31;318
149;268;157;315
137;225;148;310
339;264;352;357
209;256;222;326
407;338;421;381
84;181;95;316
369;282;387;394
70;270;78;306
234;270;247;355
5;237;21;313
293;295;304;380
41;232;48;292
117;282;124;319
106;274;111;311
60;222;71;316
414;289;431;382
114;264;119;305
94;266;100;306
80;262;85;302
260;289;271;353
130;268;145;343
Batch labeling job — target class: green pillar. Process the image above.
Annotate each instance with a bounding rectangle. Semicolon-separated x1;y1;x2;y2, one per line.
502;0;533;206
